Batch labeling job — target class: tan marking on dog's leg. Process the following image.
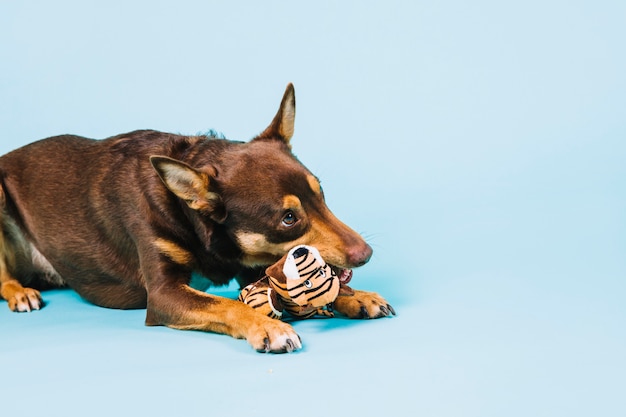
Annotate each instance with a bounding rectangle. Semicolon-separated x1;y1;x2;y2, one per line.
147;286;301;353
154;238;193;265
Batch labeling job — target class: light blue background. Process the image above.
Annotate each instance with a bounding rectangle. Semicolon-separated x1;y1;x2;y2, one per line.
1;1;624;416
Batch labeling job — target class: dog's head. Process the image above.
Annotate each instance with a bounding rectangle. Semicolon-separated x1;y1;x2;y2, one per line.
150;84;372;272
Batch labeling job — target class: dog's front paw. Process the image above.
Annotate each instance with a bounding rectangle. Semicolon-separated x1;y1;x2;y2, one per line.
333;289;396;319
247;316;302;353
2;284;43;313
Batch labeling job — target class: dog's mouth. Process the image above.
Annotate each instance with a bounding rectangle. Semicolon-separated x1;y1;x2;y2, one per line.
332;266;353;285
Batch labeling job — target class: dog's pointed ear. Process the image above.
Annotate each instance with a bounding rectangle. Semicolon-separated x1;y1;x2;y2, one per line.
255;83;296;145
150;156;226;222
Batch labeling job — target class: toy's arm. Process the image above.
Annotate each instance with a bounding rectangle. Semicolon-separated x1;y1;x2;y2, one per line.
238;279;284;320
315;306;335;318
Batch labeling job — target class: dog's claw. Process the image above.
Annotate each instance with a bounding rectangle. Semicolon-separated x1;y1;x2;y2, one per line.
359;306;370;319
286;338;296;353
256;337;271;353
377;304;396;317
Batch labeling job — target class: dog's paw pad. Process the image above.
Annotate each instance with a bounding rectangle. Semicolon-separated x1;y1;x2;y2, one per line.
333;290;395;319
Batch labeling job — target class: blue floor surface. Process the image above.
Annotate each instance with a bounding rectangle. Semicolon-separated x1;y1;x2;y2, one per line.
2;263;624;417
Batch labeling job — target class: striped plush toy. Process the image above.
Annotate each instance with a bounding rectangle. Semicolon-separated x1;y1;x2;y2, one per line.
238;245;341;320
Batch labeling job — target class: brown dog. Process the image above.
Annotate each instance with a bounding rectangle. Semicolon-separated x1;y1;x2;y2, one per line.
0;84;393;352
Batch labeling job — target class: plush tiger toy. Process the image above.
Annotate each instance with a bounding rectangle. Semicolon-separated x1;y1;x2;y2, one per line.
238;245;341;320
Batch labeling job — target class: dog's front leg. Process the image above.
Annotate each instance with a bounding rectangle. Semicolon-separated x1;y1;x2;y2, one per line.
145;282;301;353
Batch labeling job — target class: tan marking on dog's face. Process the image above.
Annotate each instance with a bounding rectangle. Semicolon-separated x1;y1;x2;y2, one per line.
154;238;193;265
236;233;270;257
235;206;365;269
235;233;283;266
282;194;302;210
307;175;321;195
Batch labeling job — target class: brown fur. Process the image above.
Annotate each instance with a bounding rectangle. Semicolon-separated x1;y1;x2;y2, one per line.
0;84;393;353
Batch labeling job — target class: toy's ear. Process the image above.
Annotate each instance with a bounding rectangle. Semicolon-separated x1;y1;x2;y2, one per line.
265;255;288;284
268;288;285;315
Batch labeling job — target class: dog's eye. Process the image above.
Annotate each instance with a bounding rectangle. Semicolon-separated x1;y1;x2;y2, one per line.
282;211;297;227
304;280;312;288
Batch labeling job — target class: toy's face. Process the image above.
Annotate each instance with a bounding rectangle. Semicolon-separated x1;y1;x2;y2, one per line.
282;245;340;307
